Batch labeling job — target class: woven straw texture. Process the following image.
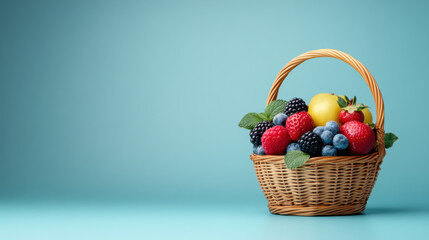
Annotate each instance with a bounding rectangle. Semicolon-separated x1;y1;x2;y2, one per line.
251;49;385;216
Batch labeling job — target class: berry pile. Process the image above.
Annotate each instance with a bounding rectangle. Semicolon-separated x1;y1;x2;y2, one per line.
239;94;397;168
241;95;378;157
247;97;345;157
312;120;348;156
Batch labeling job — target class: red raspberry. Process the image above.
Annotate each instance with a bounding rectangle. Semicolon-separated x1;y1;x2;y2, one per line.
340;121;375;155
286;111;314;141
261;126;291;155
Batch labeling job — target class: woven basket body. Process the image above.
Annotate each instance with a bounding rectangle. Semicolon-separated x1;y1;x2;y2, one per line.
252;49;386;216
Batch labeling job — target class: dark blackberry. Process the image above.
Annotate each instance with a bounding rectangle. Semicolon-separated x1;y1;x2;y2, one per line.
298;131;323;156
284;97;308;116
250;120;274;145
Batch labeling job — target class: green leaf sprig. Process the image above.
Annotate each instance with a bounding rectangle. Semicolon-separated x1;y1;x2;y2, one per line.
284;150;310;169
384;132;398;149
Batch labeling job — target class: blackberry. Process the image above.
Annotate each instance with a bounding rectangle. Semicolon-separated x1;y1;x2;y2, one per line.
284;97;308;116
298;131;323;156
250;120;274;145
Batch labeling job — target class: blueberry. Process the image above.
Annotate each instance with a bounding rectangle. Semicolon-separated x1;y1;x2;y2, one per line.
333;134;349;150
253;144;258;154
255;145;266;155
320;130;334;145
313;126;325;136
322;145;337;156
286;142;301;152
325;121;340;135
273;113;287;126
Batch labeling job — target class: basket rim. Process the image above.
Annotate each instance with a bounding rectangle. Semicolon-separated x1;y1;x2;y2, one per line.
250;151;380;165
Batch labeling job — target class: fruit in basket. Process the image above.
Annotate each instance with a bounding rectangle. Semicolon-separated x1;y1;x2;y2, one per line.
362;108;373;124
340;121;375;154
308;93;344;126
240;97;397;156
250;120;274;145
337;96;368;124
333;134;349;150
286;111;314;141
298;131;323;156
255;145;266;155
284;97;308;117
324;121;340;134
321;131;334;145
273;113;287;126
322;145;337;156
261;126;292;155
286;142;301;152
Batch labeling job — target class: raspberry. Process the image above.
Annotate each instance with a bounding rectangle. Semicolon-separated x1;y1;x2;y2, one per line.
298;131;323;156
284;97;308;117
261;126;291;155
249;120;274;145
286;111;314;141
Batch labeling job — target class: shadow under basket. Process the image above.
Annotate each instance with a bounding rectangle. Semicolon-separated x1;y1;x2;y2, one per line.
251;49;386;216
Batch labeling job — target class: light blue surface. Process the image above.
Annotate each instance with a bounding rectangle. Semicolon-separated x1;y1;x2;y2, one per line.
0;0;428;238
0;202;428;240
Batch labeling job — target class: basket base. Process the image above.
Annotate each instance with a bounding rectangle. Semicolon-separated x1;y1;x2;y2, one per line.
268;204;366;216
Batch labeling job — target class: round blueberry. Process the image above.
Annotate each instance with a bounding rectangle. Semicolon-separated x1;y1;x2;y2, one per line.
325;121;340;135
273;113;287;126
320;130;334;145
333;134;349;150
322;145;337;156
286;142;301;152
313;126;325;136
255;145;266;155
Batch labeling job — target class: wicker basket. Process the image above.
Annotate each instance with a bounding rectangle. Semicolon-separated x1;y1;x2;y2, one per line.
251;49;386;216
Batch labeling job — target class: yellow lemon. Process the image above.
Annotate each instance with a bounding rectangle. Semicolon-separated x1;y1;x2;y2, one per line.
362;108;373;125
308;93;344;126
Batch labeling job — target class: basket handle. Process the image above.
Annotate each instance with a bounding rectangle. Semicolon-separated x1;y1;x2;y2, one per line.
267;49;385;154
267;49;384;130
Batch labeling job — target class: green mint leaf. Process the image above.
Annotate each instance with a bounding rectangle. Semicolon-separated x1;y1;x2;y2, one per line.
337;96;348;108
258;113;270;121
264;100;288;120
384;132;398;149
284;150;310;169
238;113;264;130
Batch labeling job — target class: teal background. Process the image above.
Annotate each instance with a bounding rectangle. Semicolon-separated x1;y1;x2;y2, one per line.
0;0;428;239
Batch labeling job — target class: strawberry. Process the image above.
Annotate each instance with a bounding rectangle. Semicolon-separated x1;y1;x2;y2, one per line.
339;110;364;124
286;111;314;141
337;96;368;124
261;126;291;155
340;121;375;155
